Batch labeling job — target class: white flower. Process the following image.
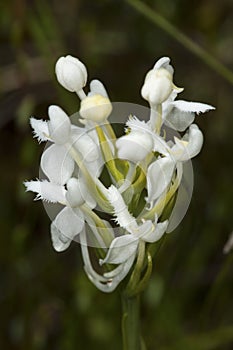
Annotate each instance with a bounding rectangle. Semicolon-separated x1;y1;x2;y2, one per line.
146;124;203;205
79;185;168;293
99;218;167;266
79;79;112;122
80;230;136;293
24;178;84;252
55;55;87;93
141;57;180;105
99;185;168;268
24;174;97;252
30;106;102;178
24;54;215;294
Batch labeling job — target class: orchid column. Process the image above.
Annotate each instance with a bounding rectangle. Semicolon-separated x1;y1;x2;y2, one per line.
24;55;214;350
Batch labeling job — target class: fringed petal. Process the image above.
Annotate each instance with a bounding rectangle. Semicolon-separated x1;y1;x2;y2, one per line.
30;117;50;143
165;100;215;132
106;185;137;231
24;179;66;204
171;100;215;114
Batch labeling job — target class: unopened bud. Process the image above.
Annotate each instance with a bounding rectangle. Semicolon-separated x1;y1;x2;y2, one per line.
55;55;87;92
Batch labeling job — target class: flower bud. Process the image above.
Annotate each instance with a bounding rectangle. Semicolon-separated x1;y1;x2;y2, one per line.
79;94;112;122
66;178;85;207
55;55;87;92
116;131;153;162
48;105;71;144
141;68;173;105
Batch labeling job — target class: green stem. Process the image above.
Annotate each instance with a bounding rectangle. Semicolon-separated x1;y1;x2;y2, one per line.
126;0;233;86
122;293;141;350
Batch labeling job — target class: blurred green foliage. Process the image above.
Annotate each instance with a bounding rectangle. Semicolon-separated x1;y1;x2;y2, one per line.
0;0;233;349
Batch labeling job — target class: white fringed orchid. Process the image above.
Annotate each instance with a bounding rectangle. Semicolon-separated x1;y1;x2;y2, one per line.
24;174;95;252
24;54;214;293
141;57;176;105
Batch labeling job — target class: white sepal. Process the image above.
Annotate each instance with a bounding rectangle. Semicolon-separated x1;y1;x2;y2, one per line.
41;144;74;185
99;235;138;265
48;105;71;145
153;57;174;75
147;156;175;203
52;207;84;245
165;111;195;132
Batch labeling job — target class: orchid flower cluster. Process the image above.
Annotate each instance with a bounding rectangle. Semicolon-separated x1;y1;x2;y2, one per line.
24;55;214;293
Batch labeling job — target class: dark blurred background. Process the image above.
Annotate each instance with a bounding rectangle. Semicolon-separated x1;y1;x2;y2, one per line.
1;0;233;349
